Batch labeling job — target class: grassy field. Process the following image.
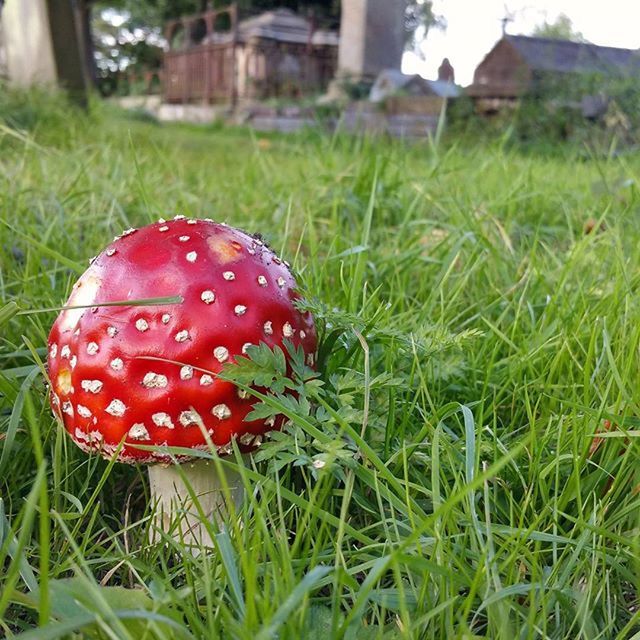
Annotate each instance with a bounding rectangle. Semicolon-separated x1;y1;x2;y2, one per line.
1;93;640;639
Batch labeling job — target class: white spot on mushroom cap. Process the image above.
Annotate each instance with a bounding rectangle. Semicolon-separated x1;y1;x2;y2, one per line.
242;343;252;354
105;247;116;256
264;321;273;335
200;374;214;386
110;358;124;371
74;428;103;444
265;416;275;427
223;271;235;281
234;305;247;316
62;401;74;416
212;404;231;420
129;423;150;441
186;251;198;263
158;218;166;223
143;372;168;389
237;388;249;399
106;399;126;417
277;277;286;288
60;345;71;359
49;344;58;358
180;365;193;380
214;346;229;362
179;235;190;242
239;433;254;445
179;410;200;427
300;330;306;339
283;322;294;337
175;330;190;342
70;355;77;369
106;326;118;337
159;226;169;232
152;412;174;428
247;246;256;255
187;219;197;225
121;228;137;237
87;342;99;355
135;319;149;332
257;275;267;287
81;379;103;394
201;290;215;304
77;405;92;418
174;215;186;220
161;314;171;324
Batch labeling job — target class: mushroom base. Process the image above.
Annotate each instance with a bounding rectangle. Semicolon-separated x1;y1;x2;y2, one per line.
148;456;248;548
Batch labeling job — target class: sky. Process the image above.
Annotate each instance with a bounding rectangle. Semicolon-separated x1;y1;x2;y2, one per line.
402;0;640;86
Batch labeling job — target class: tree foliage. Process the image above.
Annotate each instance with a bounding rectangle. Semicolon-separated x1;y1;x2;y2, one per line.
531;13;585;42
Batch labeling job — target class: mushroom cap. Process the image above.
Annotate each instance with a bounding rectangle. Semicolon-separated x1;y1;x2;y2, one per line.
47;218;317;464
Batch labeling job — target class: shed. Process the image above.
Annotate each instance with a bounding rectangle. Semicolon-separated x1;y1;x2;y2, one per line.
468;35;640;114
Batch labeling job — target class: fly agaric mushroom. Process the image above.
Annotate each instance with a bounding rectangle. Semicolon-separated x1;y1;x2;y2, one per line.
47;217;316;546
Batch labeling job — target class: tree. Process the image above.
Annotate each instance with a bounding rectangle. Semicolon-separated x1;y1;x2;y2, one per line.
531;13;585;42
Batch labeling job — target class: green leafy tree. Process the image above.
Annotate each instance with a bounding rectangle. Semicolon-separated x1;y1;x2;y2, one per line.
531;13;585;42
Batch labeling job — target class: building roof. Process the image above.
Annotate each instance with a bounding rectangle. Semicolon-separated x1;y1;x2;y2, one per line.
505;35;640;76
202;8;338;47
238;8;338;45
370;69;461;102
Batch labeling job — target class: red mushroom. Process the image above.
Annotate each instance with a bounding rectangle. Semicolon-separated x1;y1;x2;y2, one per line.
47;217;316;545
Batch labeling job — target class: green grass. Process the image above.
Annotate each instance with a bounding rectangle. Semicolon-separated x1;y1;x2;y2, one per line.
1;93;640;639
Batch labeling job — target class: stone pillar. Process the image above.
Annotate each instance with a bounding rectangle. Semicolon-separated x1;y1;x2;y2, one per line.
0;0;90;106
1;0;57;86
337;0;406;83
0;9;7;78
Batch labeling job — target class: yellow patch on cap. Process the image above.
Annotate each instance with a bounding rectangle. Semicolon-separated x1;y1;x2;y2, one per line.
57;369;73;395
207;236;242;264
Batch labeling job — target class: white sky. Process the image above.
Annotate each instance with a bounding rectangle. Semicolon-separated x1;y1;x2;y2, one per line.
401;0;640;86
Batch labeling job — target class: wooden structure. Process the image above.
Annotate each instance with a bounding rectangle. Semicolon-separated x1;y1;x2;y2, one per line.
468;35;640;113
163;5;338;105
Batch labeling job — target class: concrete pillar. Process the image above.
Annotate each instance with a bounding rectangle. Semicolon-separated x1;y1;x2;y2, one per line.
0;12;6;78
337;0;406;82
1;0;57;86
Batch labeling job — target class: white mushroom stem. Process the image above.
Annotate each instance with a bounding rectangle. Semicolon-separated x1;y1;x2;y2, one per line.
148;456;247;548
